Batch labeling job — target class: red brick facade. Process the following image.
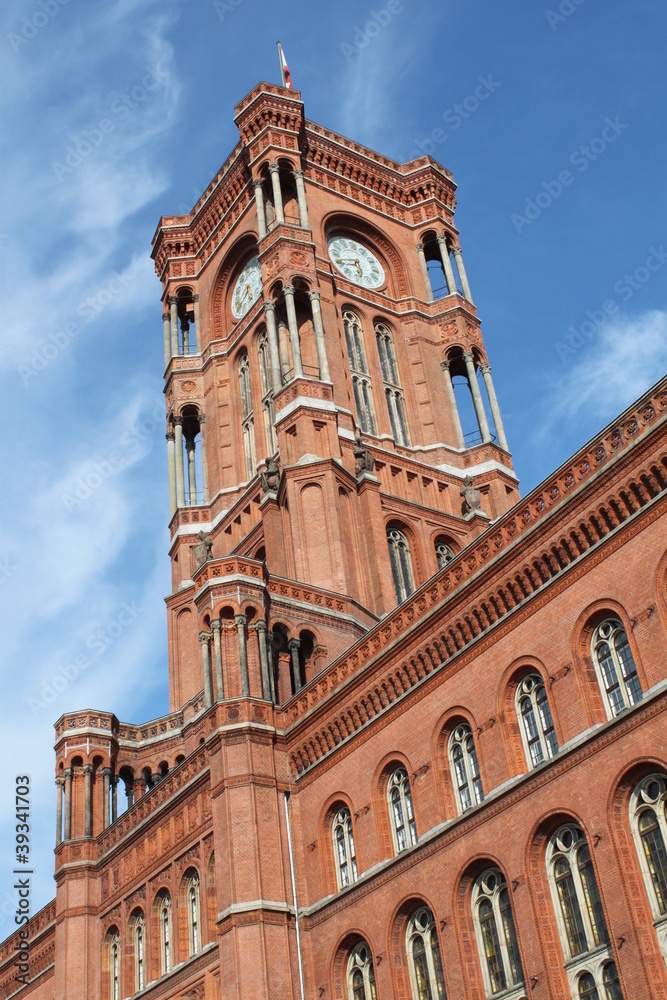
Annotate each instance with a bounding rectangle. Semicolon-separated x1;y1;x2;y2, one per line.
1;82;666;1000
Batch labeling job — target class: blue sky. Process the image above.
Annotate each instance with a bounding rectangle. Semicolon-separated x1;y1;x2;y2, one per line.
0;0;665;926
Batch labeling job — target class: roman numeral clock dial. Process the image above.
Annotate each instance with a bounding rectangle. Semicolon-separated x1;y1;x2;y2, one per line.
327;237;385;289
231;256;263;320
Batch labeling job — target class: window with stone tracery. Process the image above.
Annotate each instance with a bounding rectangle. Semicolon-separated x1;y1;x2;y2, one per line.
375;322;409;445
471;869;524;997
159;895;172;975
591;619;642;718
333;807;358;889
448;724;483;814
435;540;455;570
187;872;201;956
106;929;120;1000
344;311;377;435
630;773;667;961
238;351;257;480
133;913;145;992
387;527;415;602
257;330;277;454
516;675;558;768
406;906;446;999
388;767;417;854
347;942;377;1000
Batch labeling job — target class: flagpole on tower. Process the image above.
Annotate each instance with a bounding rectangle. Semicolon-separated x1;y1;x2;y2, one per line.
277;41;286;87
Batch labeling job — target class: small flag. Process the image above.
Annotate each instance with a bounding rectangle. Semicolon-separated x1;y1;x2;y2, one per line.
277;42;293;89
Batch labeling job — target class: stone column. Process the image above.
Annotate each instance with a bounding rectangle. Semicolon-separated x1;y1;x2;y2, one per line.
102;767;111;830
308;290;331;381
166;432;177;517
83;764;93;838
293;169;310;229
63;768;72;840
193;295;201;353
126;779;134;808
255;620;271;701
199;631;213;708
199;415;210;502
385;388;400;441
55;777;63;847
254;180;267;239
211;620;224;701
186;435;197;505
452;246;473;303
415;243;434;302
236;615;250;697
436;236;458;295
163;311;171;367
181;318;190;355
288;638;302;694
440;361;466;449
480;363;508;451
169;296;179;357
269;165;285;225
112;776;118;823
174;418;186;507
463;352;491;444
278;319;291;379
282;285;303;379
264;302;283;394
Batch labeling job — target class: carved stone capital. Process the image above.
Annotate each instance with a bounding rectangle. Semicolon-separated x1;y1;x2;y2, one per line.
169;295;178;305
210;620;222;635
283;284;295;297
462;351;474;364
264;300;276;315
253;178;264;189
173;415;183;427
166;431;175;442
268;163;280;175
308;289;321;302
440;360;451;372
479;362;491;375
162;311;169;321
288;638;301;651
255;619;268;634
235;614;247;628
293;168;304;179
82;764;93;775
415;242;425;252
436;234;448;247
198;630;211;645
451;245;463;257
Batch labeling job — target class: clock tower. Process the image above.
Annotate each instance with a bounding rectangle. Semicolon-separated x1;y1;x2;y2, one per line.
152;79;518;713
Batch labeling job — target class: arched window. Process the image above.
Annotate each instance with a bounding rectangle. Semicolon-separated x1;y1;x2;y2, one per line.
448;724;483;814
591;619;642;717
630;774;667;959
344;311;377;435
258;330;277;454
602;963;623;1000
388;767;417;854
435;541;454;570
406;906;446;999
187;872;201;956
547;825;609;963
238;351;256;480
159;895;172;975
388;527;415;603
134;913;145;992
375;322;409;445
109;930;120;1000
347;942;377;1000
578;973;598;998
472;869;524;997
333;807;358;889
516;675;558;768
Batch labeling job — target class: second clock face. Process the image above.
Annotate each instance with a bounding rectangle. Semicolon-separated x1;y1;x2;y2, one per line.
231;256;262;319
328;237;385;289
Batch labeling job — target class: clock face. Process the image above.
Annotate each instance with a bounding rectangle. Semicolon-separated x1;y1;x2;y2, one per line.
328;237;385;289
231;256;262;319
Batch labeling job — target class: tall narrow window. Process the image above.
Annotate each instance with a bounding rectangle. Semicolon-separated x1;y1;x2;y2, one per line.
387;527;415;602
435;541;454;570
344;311;377;434
547;825;610;965
448;724;483;814
516;675;558;768
406;907;446;1000
333;807;358;889
160;895;172;975
375;322;410;445
472;869;524;998
591;619;642;717
630;774;667;961
109;931;120;1000
388;767;417;854
134;914;145;992
602;963;623;1000
347;942;377;1000
257;330;277;454
238;351;256;480
578;973;599;999
187;873;201;956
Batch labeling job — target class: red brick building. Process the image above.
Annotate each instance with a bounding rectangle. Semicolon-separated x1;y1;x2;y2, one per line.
2;81;666;1000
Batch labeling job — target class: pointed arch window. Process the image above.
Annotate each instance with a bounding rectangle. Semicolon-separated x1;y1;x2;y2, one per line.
516;675;558;768
238;351;256;480
187;872;201;956
375;322;410;445
406;906;446;1000
591;619;642;717
159;895;172;975
344;311;377;435
257;330;277;454
472;869;524;997
630;774;667;960
387;527;415;603
435;540;455;570
109;931;120;1000
333;807;358;889
347;942;377;1000
388;767;417;854
449;724;483;814
134;914;145;992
